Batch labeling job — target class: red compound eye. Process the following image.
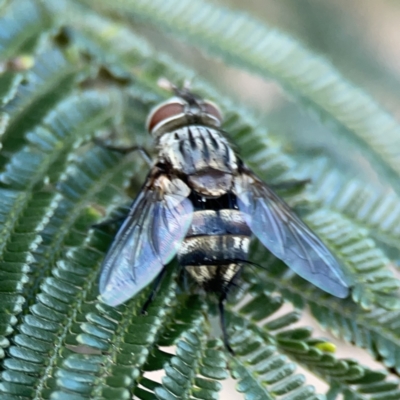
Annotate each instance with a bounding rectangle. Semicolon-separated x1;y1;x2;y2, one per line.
203;101;223;124
146;102;185;133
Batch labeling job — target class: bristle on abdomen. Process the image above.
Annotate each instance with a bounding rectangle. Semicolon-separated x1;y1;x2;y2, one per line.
185;264;242;293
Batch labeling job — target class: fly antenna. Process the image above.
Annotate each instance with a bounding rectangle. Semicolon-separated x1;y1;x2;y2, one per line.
183;79;192;90
157;77;199;104
157;77;177;92
157;77;193;92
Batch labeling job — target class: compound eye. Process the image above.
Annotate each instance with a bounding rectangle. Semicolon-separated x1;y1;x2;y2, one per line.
203;101;223;124
146;102;185;133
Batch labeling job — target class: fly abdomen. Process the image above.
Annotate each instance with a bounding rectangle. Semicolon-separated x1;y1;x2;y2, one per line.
177;207;252;292
187;209;251;236
178;234;251;266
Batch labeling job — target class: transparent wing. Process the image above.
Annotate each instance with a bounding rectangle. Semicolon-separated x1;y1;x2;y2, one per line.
99;175;193;306
234;172;349;298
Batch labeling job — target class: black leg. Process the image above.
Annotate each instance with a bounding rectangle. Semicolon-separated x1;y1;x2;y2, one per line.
218;296;234;354
181;268;190;292
91;216;126;229
269;178;311;191
141;266;168;314
93;138;152;166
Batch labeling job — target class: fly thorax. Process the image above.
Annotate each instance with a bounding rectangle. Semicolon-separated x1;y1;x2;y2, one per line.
188;169;232;197
157;126;237;197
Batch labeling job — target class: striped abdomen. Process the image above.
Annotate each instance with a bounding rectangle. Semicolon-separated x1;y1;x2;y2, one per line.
177;205;252;293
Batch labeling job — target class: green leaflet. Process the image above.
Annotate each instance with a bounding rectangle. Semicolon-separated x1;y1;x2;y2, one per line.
242;257;400;375
0;47;85;156
154;335;227;400
228;328;319;400
304;209;400;310
0;146;137;398
298;157;400;250
1;89;115;190
52;263;179;399
0;89;122;346
0;71;24;108
53;270;212;399
310;300;400;376
230;288;400;399
0;0;52;117
0;0;50;62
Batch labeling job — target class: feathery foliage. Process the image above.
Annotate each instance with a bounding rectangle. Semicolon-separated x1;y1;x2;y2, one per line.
1;0;400;399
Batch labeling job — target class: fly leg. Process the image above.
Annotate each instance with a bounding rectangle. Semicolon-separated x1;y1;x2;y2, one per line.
93;138;152;167
218;266;244;354
91;215;126;229
141;266;168;314
218;295;234;354
91;203;131;230
269;178;311;191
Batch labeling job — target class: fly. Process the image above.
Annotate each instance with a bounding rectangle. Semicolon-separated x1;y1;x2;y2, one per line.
98;85;350;352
